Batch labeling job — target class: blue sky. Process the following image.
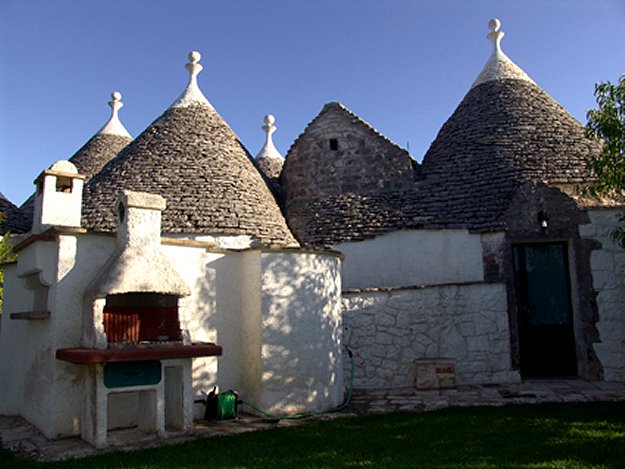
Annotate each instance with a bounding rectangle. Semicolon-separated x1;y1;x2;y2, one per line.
1;0;624;206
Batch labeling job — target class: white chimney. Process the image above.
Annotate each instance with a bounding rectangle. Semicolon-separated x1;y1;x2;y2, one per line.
93;190;190;297
32;160;85;234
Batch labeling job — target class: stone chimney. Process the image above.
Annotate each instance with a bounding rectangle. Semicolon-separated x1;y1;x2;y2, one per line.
84;190;190;349
94;190;190;296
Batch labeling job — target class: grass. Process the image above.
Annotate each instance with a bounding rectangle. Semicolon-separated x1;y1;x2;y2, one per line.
1;402;625;468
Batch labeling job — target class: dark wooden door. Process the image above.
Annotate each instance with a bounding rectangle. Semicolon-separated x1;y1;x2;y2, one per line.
513;243;578;377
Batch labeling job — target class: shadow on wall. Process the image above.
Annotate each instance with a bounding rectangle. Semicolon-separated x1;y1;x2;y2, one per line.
176;248;343;415
186;252;220;408
187;252;257;407
257;251;343;413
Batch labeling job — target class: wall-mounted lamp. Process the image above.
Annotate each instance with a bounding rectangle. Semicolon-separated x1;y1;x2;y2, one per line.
538;211;549;231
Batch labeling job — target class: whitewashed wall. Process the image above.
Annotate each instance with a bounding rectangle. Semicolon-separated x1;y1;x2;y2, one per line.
336;230;484;290
0;232;344;438
580;208;625;381
0;264;43;416
342;283;520;388
0;233;116;439
165;246;344;415
161;244;224;408
256;251;343;413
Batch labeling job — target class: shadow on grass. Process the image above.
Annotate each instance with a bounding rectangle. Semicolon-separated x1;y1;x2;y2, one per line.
2;402;625;468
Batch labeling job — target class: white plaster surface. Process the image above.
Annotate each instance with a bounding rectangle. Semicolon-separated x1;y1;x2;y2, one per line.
49;161;79;174
337;230;484;290
16;239;56;286
165;233;256;250
342;283;520;388
33;163;85;234
1;230;346;438
580;208;625;381
81;358;192;447
161;245;344;417
0;233;116;439
0;265;41;416
160;245;222;402
257;251;343;413
89;192;189;298
240;251;263;402
2;180;342;441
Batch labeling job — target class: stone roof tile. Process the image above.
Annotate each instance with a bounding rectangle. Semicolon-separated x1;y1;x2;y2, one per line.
0;193;28;234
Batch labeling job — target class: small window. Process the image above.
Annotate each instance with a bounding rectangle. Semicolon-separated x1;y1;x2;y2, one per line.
55;176;73;193
329;138;338;151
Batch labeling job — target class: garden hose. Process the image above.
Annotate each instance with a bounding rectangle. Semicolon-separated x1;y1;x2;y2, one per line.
240;348;354;421
216;391;238;420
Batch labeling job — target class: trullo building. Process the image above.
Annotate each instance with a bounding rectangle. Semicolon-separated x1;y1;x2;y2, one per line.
0;19;623;448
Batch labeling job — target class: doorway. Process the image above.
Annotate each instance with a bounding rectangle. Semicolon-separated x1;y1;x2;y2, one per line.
513;242;578;377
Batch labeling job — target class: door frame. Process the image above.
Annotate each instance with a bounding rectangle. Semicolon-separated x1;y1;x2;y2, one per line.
512;241;578;378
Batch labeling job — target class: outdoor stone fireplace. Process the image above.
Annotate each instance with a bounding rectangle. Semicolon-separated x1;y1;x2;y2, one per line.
56;190;222;447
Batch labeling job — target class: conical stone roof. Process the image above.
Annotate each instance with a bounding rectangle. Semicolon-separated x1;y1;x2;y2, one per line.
421;78;599;186
419;19;602;230
73;92;133;177
81;52;297;247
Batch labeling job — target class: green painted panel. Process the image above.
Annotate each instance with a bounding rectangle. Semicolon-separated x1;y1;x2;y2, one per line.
104;360;162;388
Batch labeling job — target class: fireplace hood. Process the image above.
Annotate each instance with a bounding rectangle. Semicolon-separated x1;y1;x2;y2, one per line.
89;190;190;298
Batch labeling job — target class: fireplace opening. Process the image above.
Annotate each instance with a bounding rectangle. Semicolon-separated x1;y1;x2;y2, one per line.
103;293;182;346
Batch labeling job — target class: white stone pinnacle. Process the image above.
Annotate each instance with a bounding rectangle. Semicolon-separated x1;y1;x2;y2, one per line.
171;50;213;109
97;91;132;138
263;114;277;139
487;18;504;54
256;114;283;160
470;18;535;89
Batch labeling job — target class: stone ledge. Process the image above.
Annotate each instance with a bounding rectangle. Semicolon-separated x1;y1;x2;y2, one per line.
9;310;51;320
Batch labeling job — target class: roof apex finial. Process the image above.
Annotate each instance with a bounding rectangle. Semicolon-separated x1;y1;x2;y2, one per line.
262;114;277;138
97;91;132;138
186;50;203;84
261;114;278;154
487;18;504;54
109;91;123;116
255;113;283;165
470;18;536;89
170;50;212;108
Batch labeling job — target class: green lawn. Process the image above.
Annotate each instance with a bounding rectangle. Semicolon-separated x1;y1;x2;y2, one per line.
2;402;625;468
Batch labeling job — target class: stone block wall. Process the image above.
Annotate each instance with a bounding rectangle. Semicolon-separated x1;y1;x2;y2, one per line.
342;283;520;389
282;102;415;204
580;208;625;381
